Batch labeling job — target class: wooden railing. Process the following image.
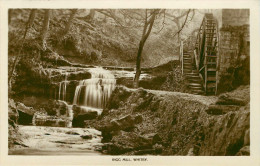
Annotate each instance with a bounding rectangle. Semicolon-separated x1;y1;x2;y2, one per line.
179;41;184;75
194;49;199;71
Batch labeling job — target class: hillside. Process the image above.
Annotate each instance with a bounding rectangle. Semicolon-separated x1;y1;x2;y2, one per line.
9;9;189;68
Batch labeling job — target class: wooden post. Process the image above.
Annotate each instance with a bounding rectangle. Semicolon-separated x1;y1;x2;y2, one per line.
180;41;184;75
215;20;220;95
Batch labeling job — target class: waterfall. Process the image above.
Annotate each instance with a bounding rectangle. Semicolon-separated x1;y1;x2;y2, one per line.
73;67;116;109
58;82;62;100
50;67;116;128
63;73;68;101
58;73;69;101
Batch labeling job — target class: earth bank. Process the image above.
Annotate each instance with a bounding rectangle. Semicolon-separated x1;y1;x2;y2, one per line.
87;85;250;156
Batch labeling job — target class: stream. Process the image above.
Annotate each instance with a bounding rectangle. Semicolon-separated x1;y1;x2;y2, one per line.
10;66;150;155
9;125;103;155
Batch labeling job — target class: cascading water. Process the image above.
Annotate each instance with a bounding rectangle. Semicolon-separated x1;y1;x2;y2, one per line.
57;72;69;101
48;67;116;128
73;67;116;110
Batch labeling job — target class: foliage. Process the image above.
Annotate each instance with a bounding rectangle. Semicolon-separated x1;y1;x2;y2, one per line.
9;9;201;68
160;67;189;93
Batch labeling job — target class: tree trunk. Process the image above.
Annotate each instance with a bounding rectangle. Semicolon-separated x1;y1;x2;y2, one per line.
133;10;158;88
9;9;36;90
63;9;77;35
41;9;50;50
23;9;36;39
133;40;145;88
86;9;95;22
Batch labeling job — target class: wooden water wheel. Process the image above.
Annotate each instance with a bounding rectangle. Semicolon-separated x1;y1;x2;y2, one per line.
194;13;219;95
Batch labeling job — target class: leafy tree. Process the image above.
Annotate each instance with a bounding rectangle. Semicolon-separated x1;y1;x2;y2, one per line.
9;9;37;90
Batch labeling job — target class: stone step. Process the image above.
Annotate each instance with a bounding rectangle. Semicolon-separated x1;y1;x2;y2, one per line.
186;72;199;75
189;80;202;84
187;76;200;79
183;66;192;69
189;83;202;87
192;92;204;94
191;89;204;92
187;76;200;80
207;76;216;81
207;83;216;88
183;64;192;67
185;67;196;69
186;74;200;77
187;74;200;77
190;87;203;91
183;56;191;59
184;69;193;72
184;69;198;73
191;90;204;94
184;66;193;70
188;79;201;82
207;68;217;72
191;91;204;94
191;88;204;91
186;75;200;78
183;62;192;65
189;85;202;87
184;68;194;71
188;79;201;83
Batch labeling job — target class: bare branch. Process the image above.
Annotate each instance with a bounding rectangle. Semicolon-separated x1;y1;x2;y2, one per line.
172;9;191;38
165;9;189;22
155;9;166;34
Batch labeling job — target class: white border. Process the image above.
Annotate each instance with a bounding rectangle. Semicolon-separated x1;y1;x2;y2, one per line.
1;0;260;166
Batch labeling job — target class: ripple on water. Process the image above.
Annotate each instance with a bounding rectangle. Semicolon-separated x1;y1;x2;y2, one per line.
9;125;104;155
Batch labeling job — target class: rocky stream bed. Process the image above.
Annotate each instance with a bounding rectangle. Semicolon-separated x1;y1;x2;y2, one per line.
8;54;250;156
9;83;250;156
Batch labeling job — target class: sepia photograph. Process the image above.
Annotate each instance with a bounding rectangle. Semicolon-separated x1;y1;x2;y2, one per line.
1;0;260;165
7;8;250;156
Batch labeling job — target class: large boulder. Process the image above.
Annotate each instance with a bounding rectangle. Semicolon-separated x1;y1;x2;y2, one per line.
216;85;249;106
16;102;36;125
205;105;240;115
107;87;132;109
110;114;143;131
99;114;142;132
72;105;99;118
216;94;248;106
104;131;153;155
16;102;35;116
72;105;99;127
55;100;69;116
236;146;250;156
43;100;69;116
143;133;162;145
8;99;18;124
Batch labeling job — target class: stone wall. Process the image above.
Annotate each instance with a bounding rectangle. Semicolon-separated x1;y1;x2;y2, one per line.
217;9;250;93
222;9;249;27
